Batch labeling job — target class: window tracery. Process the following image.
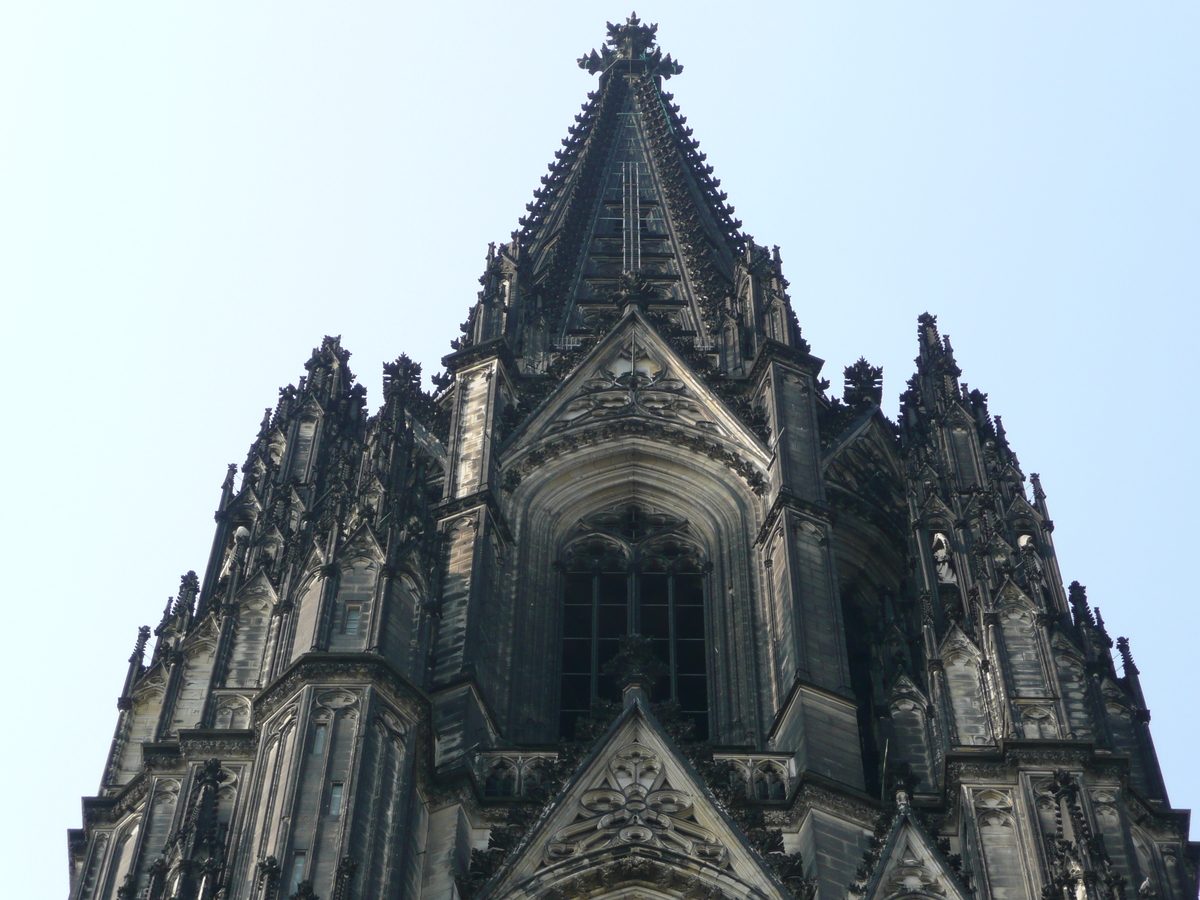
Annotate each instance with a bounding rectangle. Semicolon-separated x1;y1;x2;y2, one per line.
559;504;709;739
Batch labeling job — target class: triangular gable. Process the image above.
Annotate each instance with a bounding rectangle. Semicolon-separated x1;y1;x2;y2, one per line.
888;674;929;705
505;309;769;459
1003;493;1043;525
228;486;263;520
822;407;903;482
338;522;385;564
994;578;1034;610
854;794;971;900
409;412;448;467
299;396;325;418
939;624;982;661
478;702;791;900
917;492;955;526
233;570;279;608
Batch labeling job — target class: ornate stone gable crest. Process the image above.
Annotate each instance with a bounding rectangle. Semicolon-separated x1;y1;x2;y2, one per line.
549;340;713;434
850;793;971;900
477;704;793;900
505;309;769;455
545;740;726;865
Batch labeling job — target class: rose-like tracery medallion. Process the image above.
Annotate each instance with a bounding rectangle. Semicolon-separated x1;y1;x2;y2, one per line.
545;742;726;866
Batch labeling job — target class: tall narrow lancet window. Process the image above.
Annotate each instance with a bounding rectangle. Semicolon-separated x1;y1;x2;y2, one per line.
559;504;709;739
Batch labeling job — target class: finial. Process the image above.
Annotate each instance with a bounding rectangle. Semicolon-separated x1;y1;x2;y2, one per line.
1068;581;1093;627
607;272;662;312
1030;473;1046;501
602;633;667;707
578;14;683;78
993;415;1010;451
130;625;151;664
1116;637;1139;676
175;571;200;617
256;407;271;438
843;358;884;410
156;596;174;631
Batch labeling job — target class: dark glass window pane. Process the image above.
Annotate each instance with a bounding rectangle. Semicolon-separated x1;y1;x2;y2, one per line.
563;605;592;639
598;574;627;606
560;675;591;712
675;575;704;605
654;674;671;699
597;636;621;662
560;711;582;740
564;573;593;603
677;675;708;713
597;673;620;703
675;606;705;639
641;606;669;639
676;640;707;675
597;605;626;639
640;574;669;606
562;639;592;673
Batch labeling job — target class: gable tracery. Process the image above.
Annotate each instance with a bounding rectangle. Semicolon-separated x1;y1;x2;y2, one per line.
545;741;726;866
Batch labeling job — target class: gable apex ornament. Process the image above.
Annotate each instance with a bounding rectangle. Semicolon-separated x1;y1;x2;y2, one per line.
578;13;684;78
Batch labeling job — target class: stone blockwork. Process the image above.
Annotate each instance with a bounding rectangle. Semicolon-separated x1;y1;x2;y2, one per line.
69;16;1195;900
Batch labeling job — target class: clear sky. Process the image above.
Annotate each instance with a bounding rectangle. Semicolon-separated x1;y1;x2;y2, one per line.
2;3;1197;896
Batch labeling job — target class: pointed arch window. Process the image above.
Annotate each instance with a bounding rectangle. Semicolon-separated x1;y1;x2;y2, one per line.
559;505;709;740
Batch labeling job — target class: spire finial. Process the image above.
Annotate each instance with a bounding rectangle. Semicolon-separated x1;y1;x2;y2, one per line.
578;13;683;78
607;13;657;59
1117;636;1139;676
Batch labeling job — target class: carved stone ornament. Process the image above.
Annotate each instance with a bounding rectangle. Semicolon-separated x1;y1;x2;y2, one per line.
545;740;726;866
547;341;721;435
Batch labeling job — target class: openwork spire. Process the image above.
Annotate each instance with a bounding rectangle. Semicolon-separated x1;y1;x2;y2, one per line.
578;13;684;77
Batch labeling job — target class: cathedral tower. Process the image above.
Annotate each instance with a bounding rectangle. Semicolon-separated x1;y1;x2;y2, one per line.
69;17;1196;900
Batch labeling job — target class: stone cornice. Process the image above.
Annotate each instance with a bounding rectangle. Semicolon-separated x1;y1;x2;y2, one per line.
253;652;430;723
746;339;824;385
443;338;518;376
753;491;834;546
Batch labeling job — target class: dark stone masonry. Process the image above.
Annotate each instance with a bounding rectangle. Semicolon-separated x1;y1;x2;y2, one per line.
69;16;1196;900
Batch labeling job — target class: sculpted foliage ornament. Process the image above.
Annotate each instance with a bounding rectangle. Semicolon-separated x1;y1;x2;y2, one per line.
545;741;726;866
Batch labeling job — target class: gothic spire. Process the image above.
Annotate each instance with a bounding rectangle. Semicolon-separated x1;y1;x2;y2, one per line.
503;14;752;350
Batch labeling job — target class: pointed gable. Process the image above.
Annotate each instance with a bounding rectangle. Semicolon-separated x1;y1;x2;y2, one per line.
854;794;971;900
479;703;792;900
1003;492;1043;525
233;569;279;608
507;308;768;457
338;522;385;564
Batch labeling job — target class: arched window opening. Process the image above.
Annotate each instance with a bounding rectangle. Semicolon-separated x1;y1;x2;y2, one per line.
483;760;517;797
753;763;787;800
559;504;709;740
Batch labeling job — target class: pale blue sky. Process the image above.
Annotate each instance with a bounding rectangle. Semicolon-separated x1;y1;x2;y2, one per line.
2;4;1197;896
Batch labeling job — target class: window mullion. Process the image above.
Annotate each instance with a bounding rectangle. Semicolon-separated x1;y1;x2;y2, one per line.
590;573;600;702
668;572;678;701
629;568;638;634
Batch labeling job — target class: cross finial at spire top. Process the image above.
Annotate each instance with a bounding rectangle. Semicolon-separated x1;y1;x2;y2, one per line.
578;13;684;78
608;12;657;58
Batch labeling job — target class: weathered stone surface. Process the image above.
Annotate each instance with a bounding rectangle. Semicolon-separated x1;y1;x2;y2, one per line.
68;16;1196;900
